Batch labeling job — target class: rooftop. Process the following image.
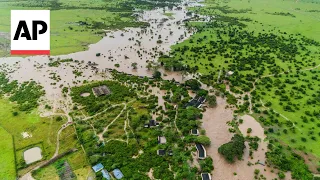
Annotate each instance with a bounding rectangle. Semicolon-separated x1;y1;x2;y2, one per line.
101;169;111;180
158;136;167;144
196;143;206;159
92;85;111;97
113;169;124;179
191;129;199;135
92;163;104;173
157;149;166;156
201;173;212;180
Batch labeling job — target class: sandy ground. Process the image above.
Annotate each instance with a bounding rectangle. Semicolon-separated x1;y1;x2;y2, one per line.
202;97;290;180
24;147;42;164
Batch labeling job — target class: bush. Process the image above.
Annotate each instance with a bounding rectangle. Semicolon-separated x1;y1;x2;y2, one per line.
12;112;18;116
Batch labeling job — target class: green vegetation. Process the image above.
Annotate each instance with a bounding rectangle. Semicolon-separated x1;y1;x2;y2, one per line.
266;139;313;180
0;98;66;177
254;70;320;156
0;0;181;56
32;125;90;179
69;72;212;179
218;134;245;163
0;126;16;180
0;73;44;111
159;0;320;177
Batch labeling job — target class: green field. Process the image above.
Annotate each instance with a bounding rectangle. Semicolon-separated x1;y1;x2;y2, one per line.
255;69;320;155
0;126;16;180
0;0;180;57
159;0;320;177
33;125;90;180
0;98;66;177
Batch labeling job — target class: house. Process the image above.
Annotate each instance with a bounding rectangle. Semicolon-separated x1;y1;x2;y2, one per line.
158;136;167;144
201;173;212;180
92;163;104;173
185;96;206;108
157;149;166;156
195;143;206;159
198;96;206;103
149;120;159;127
101;169;111;180
190;129;199;136
113;169;124;179
92;85;111;97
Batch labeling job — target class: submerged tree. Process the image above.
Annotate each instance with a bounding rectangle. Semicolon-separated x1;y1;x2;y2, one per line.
218;134;245;163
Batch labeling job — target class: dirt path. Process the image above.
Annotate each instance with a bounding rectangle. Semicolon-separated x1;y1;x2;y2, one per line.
97;101;134;142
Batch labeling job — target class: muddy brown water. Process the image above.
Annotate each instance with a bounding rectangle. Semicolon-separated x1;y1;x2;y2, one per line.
202;98;291;179
0;1;288;179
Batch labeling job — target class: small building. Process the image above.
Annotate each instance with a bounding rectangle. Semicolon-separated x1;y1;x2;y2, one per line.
92;85;111;97
195;143;206;159
149;120;159;127
201;173;212;180
226;71;234;77
185;96;206;108
101;169;111;180
157;149;166;156
168;149;173;156
198;96;206;103
92;163;104;173
190;129;199;136
158;136;167;144
113;169;124;179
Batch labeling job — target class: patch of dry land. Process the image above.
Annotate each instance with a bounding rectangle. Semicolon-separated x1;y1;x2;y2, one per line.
202;97;290;179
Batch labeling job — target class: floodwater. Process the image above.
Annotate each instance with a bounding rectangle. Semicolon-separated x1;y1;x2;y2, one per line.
239;115;265;138
0;0;207;108
0;0;287;179
23;147;42;164
202;98;290;180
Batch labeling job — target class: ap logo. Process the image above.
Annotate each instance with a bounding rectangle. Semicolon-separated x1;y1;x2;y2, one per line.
11;10;50;55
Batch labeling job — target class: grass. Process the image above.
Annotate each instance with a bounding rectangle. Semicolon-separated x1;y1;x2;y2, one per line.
33;125;90;180
0;126;16;180
0;0;147;56
0;98;66;176
255;69;320;156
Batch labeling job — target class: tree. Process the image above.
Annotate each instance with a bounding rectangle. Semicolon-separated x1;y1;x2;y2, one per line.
153;70;161;79
196;136;211;146
218;134;245;163
278;172;285;179
131;62;138;69
185;79;201;91
247;128;252;134
146;62;152;70
207;95;217;107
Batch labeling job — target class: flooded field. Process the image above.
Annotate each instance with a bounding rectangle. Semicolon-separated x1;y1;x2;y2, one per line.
0;0;207;109
201;98;289;179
